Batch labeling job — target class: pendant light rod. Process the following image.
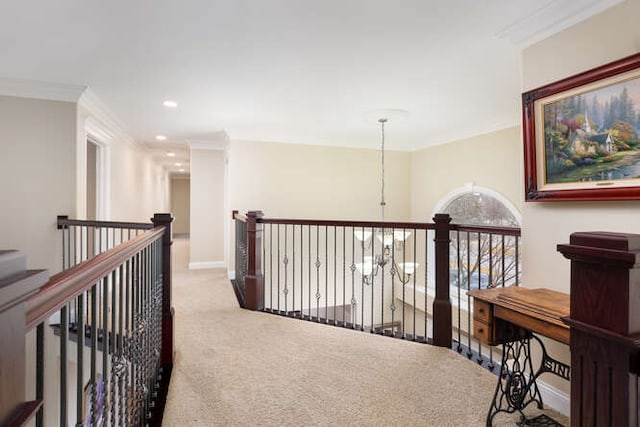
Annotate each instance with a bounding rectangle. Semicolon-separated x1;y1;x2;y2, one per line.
379;118;387;222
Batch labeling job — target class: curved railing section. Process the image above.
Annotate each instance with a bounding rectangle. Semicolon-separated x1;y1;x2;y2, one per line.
232;210;521;369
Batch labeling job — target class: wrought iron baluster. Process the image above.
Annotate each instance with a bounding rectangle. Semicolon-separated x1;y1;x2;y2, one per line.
316;226;320;323
466;232;472;358
277;224;280;313
412;229;417;341
401;228;406;339
424;229;429;343
391;234;396;337
477;232;483;364
325;225;328;324
35;323;44;427
333;226;337;326
76;292;85;427
351;228;356;329
270;224;273;312
102;273;110;424
90;282;98;426
342;227;346;327
291;225;295;317
456;230;462;352
361;226;365;331
60;304;68;426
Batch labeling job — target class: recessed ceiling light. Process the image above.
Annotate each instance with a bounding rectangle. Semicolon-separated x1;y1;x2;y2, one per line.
179;169;185;172
175;162;182;166
163;100;178;108
167;152;176;157
155;135;167;141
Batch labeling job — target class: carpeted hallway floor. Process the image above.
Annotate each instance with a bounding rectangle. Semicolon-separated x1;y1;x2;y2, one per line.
162;237;568;426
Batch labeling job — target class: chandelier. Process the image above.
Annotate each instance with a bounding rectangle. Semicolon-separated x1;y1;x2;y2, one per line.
354;113;417;285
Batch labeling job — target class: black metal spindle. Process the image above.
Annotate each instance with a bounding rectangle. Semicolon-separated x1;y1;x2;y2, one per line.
477;232;483;363
300;225;304;318
60;305;68;426
501;235;506;287
391;235;396;337
515;236;520;286
370;227;375;333
361;227;365;331
466;232;472;357
270;224;273;312
333;226;337;325
456;230;462;352
308;226;311;319
351;228;356;329
401;228;406;339
412;229;417;341
292;225;295;317
424;229;428;343
380;229;385;335
277;224;281;313
90;282;98;426
325;225;328;323
110;269;117;424
316;226;320;323
35;323;44;427
102;274;109;423
342;227;346;327
76;292;85;427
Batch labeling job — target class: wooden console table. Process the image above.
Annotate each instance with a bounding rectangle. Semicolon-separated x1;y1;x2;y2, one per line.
468;287;570;426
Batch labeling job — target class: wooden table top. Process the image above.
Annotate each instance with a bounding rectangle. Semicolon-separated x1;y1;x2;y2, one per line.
468;286;570;345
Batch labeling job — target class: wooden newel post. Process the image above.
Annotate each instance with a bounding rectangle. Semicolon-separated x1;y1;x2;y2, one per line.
433;213;452;348
245;210;264;310
152;213;174;367
558;232;640;426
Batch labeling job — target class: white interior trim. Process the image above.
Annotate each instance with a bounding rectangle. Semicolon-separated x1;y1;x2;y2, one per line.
431;182;522;225
538;379;570;416
0;76;86;102
84;116;112;220
189;261;226;270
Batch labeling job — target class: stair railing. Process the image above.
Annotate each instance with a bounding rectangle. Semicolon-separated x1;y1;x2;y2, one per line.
0;213;173;427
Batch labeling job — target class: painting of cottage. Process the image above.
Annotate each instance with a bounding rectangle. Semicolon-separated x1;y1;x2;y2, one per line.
543;77;640;184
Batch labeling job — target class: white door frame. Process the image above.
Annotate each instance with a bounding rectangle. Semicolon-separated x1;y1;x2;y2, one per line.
82;117;111;220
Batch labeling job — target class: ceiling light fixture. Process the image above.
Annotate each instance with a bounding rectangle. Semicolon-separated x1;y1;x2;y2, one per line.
179;169;185;172
155;135;167;141
162;100;178;108
167;152;176;157
355;111;416;285
175;162;182;167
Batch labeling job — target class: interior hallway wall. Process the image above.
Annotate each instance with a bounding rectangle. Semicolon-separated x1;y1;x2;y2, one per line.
171;176;190;235
190;148;225;268
0;95;76;272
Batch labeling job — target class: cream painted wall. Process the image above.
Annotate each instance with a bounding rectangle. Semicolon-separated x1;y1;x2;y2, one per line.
0;95;76;272
170;176;190;235
190;149;225;266
519;0;640;400
77;106;168;223
410;126;522;221
521;0;640;293
229;140;412;221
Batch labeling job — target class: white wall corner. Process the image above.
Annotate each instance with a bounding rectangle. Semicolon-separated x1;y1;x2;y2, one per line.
188;133;229;151
537;379;570;417
188;261;226;270
228;270;236;280
0;76;86;102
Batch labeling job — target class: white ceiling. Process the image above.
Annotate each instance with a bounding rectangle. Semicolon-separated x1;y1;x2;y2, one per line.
0;0;623;174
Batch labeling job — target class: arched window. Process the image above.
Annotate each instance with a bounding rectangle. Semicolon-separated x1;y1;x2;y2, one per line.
434;185;521;294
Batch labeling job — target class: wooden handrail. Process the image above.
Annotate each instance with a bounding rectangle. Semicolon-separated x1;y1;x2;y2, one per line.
453;224;521;236
254;216;521;236
257;217;437;230
57;215;154;230
25;227;164;331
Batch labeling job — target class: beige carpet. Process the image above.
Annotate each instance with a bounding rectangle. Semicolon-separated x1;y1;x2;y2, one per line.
162;238;568;426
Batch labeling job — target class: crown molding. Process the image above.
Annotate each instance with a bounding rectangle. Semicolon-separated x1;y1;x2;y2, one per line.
0;77;86;102
79;88;140;151
496;0;624;48
188;137;228;151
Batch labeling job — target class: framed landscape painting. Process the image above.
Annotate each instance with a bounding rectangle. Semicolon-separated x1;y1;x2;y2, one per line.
523;52;640;201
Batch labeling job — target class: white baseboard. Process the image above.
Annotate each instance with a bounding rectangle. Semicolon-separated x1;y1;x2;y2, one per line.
188;261;225;270
228;270;236;280
538;379;570;416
